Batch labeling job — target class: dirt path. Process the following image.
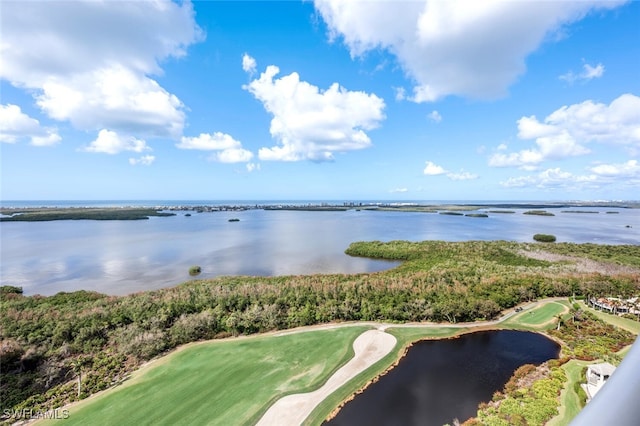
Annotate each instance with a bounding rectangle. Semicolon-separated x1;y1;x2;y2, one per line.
256;329;397;426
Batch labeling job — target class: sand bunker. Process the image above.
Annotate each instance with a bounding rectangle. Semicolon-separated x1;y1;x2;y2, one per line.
256;329;397;426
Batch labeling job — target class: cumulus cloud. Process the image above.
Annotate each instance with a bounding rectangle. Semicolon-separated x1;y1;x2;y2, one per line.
423;161;477;180
83;129;151;154
178;132;254;163
129;155;156;166
447;171;478;181
214;148;254;163
559;62;605;84
314;0;626;102
243;63;385;161
423;161;447;175
0;0;202;138
178;133;242;151
0;104;61;146
501;162;640;191
246;163;261;172
390;188;408;193
500;168;598;189
489;93;640;169
394;87;407;101
589;160;640;179
242;53;257;75
427;110;442;123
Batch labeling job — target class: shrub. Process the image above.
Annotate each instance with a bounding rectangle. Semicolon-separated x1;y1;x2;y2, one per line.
533;234;556;243
0;286;23;295
188;265;202;276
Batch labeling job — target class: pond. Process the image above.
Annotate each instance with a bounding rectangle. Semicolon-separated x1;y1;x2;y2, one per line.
325;330;560;426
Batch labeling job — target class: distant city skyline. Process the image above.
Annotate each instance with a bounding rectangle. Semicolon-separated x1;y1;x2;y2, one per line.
1;1;639;201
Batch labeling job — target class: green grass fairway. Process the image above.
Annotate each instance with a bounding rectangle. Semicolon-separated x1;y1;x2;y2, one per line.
547;360;589;426
46;326;370;426
502;301;569;330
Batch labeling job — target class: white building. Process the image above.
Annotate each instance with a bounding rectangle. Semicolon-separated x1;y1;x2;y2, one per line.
583;362;616;402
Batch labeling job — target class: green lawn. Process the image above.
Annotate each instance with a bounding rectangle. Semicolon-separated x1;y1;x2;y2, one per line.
547;360;588;426
501;301;569;330
578;301;640;334
43;326;371;426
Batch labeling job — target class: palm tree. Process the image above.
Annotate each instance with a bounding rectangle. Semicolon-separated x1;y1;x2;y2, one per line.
69;356;90;399
555;314;563;331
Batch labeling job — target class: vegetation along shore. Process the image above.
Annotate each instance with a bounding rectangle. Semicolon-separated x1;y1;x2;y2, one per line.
1;240;638;425
1;200;638;221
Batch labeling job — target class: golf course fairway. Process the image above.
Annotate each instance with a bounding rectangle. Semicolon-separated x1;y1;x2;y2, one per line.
46;326;371;426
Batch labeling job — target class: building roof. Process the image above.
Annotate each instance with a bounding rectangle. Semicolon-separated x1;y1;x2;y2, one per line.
589;363;616;377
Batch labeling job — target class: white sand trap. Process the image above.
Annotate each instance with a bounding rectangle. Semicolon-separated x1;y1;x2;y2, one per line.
256;329;397;426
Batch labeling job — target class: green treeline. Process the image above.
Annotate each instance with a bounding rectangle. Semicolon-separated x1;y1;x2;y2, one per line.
0;208;175;221
1;240;638;414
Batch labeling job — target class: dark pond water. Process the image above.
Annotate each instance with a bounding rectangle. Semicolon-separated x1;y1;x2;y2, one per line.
325;330;560;426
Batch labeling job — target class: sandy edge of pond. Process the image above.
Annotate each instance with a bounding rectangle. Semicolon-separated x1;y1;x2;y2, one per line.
256;329;397;426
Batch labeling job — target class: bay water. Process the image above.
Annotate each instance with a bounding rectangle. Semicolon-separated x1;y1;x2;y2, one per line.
1;204;638;295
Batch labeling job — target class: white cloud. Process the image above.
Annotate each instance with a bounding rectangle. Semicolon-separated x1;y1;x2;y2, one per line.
35;66;185;138
589;160;640;178
583;63;605;79
500;163;640;191
242;53;257;75
423;161;447;175
394;87;407;101
447;170;478;181
246;163;261;172
83;129;151;155
501;168;598;189
390;188;408;193
427;110;442;123
178;133;242;151
178;132;254;163
215;148;254;163
559;62;605;84
314;0;626;102
489;93;640;168
244;64;385;162
0;0;202;138
424;161;478;180
0;104;61;146
129;155;156;166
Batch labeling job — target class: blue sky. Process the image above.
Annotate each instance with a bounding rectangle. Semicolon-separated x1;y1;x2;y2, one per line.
1;0;639;201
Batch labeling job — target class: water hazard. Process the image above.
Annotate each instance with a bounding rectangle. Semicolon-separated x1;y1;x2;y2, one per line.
325;330;560;426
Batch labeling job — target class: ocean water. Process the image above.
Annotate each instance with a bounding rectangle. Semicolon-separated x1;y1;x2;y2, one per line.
1;203;638;295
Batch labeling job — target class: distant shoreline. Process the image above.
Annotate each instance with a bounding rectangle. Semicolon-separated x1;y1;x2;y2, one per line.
1;201;637;221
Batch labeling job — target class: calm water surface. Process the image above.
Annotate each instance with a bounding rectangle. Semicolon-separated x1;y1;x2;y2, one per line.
1;206;638;295
325;330;560;426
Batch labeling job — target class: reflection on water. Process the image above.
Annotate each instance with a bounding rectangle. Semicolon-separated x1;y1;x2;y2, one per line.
325;330;560;426
1;207;638;295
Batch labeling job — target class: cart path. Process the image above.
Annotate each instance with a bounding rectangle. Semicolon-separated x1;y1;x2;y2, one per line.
255;329;397;426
